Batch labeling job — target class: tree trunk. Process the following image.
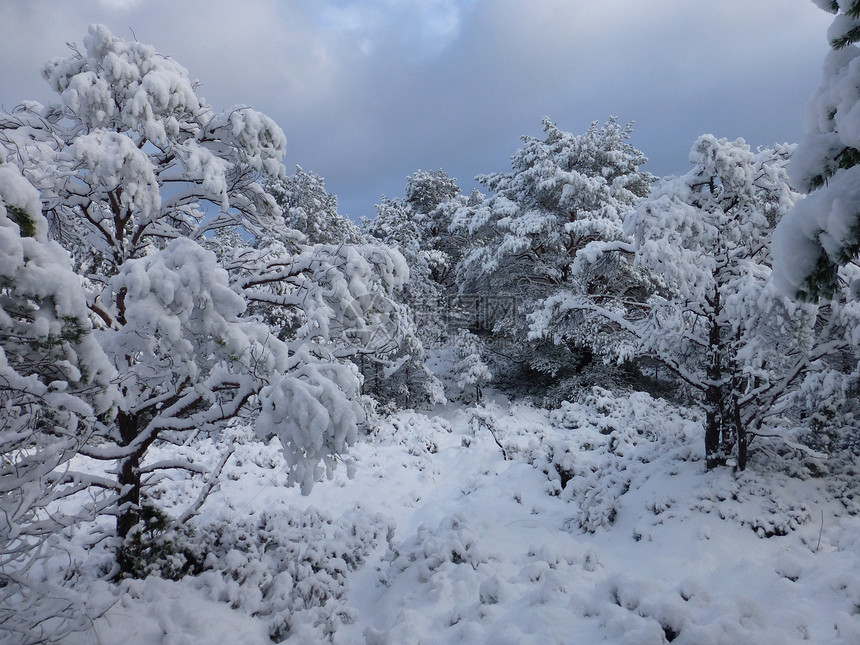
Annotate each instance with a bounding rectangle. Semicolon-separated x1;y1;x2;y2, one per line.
732;393;748;471
116;410;143;577
704;295;725;470
704;384;723;470
736;422;748;471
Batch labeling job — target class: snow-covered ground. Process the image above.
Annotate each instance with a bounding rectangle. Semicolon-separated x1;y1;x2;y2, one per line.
54;389;860;644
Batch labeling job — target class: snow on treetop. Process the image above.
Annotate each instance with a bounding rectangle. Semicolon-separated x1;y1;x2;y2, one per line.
43;24;205;144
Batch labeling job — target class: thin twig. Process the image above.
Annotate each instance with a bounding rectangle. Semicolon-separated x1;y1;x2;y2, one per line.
814;509;824;554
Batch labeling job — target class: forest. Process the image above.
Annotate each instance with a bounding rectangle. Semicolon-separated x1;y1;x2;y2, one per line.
2;3;860;643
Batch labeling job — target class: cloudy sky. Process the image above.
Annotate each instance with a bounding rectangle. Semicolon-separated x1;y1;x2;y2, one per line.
0;0;835;219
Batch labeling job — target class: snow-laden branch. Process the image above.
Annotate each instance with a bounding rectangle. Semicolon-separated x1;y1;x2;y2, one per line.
177;445;235;524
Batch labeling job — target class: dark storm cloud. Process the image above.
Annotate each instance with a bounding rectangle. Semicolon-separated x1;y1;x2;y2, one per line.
0;0;835;219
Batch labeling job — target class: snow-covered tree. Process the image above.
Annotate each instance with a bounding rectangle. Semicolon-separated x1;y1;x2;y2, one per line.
773;0;860;300
0;165;117;641
726;1;860;454
452;329;493;402
402;169;475;293
535;136;836;469
265;166;361;245
364;169;472;312
358;170;473;405
452;118;654;376
0;25;404;576
629;138;817;469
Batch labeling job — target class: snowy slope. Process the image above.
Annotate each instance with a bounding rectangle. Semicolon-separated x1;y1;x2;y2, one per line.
58;390;860;645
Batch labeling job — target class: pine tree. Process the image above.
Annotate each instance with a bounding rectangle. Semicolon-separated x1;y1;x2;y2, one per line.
359;170;473;405
265;166;361;245
0;25;405;575
542;136;839;469
452;117;654;377
363;169;471;317
772;0;860;300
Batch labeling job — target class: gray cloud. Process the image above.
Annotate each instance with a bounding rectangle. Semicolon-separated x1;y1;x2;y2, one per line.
0;0;835;219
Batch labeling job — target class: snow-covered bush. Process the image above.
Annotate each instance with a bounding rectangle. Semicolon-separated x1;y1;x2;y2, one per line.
791;367;860;456
192;507;393;642
365;411;453;461
543;389;700;532
383;513;491;585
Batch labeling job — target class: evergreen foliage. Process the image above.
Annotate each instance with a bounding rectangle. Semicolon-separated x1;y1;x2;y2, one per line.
452;329;493;402
266;166;361;245
773;0;860;300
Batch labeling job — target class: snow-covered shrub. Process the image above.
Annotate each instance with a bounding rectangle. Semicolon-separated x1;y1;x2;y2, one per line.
536;359;685;409
365;411;453;452
584;572;792;645
542;389;699;532
192;507;393;642
790;368;860;456
823;452;860;515
105;498;203;581
688;473;814;539
383;513;491;585
510;388;823;540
